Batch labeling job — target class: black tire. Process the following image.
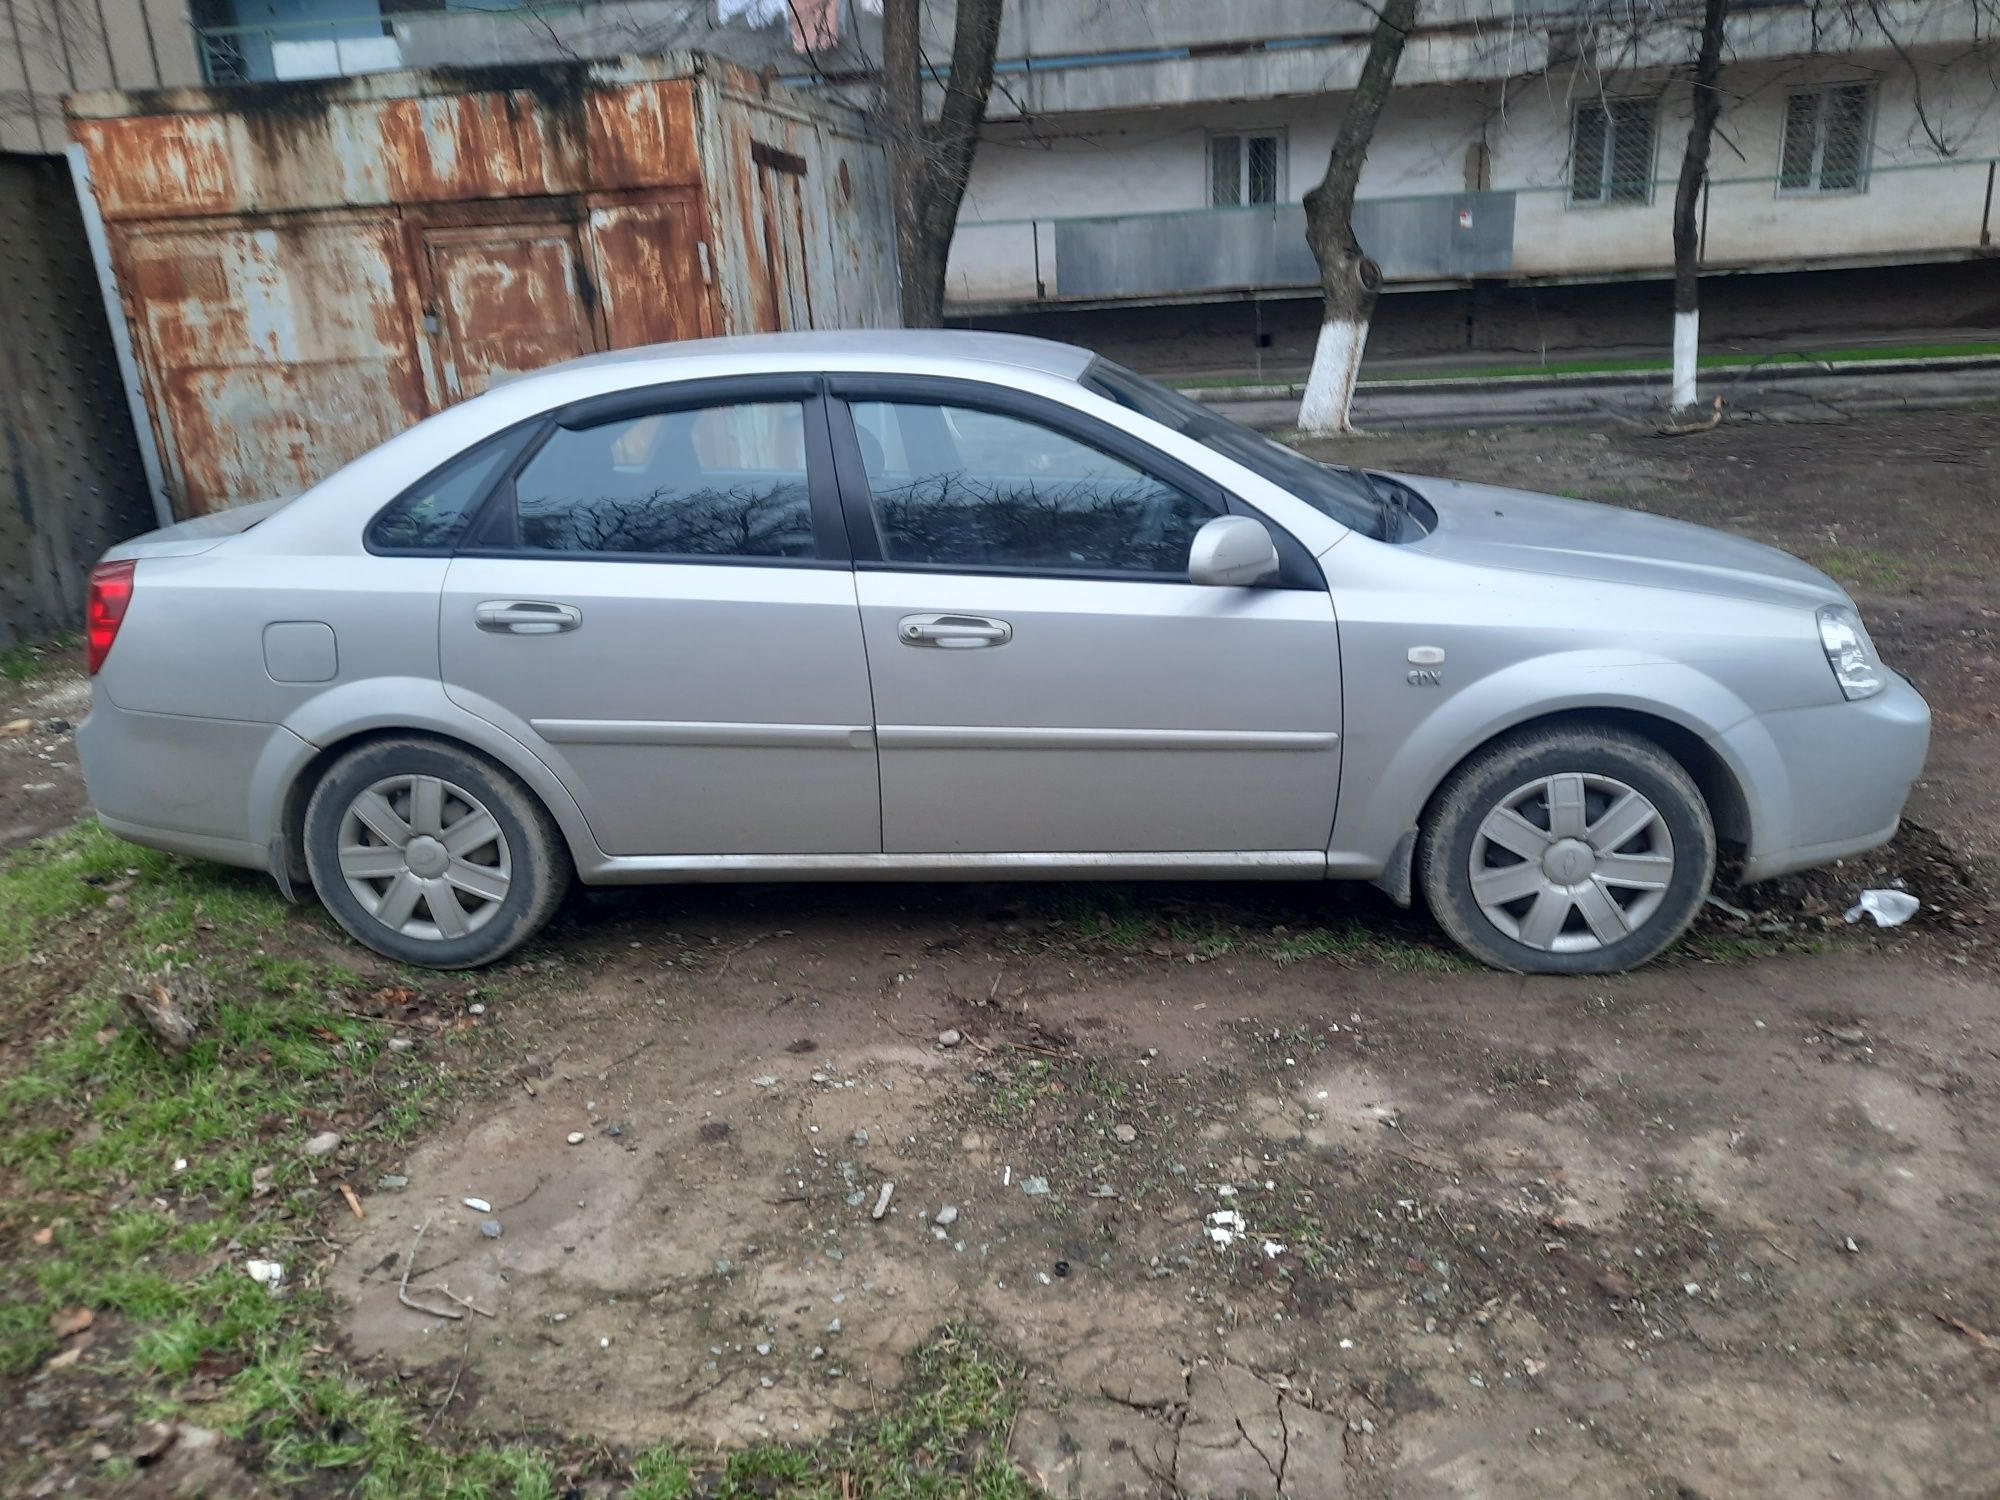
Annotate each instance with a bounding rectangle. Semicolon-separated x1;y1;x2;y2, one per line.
304;736;571;969
1417;725;1715;975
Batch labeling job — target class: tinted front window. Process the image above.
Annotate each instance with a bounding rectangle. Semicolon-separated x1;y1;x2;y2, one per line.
1082;360;1388;538
512;401;815;559
851;401;1218;573
367;433;518;552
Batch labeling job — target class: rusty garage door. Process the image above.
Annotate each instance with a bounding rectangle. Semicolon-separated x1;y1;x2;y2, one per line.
415;219;601;404
115;213;432;509
69;58;897;517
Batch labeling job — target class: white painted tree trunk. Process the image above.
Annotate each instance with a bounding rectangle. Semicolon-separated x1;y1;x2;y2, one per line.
1297;318;1368;433
1671;308;1700;412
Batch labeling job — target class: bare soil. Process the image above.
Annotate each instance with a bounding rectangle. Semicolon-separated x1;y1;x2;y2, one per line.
334;894;2000;1498
0;645;88;851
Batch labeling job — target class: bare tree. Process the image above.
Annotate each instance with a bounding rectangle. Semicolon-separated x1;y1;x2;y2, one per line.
1298;0;1421;434
1670;0;1731;414
880;0;1005;327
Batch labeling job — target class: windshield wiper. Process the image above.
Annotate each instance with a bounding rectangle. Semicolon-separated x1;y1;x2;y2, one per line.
1357;470;1408;542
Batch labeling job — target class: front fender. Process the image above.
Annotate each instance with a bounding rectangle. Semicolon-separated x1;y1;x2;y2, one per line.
1328;649;1779;877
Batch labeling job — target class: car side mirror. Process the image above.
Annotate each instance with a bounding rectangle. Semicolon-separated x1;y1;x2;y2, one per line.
1188;515;1280;587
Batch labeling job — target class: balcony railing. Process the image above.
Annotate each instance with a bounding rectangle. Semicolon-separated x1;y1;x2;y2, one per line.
195;15;402;84
193;5;589;84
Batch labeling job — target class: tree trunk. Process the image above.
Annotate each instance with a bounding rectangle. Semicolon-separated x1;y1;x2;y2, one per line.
880;0;1005;328
1299;0;1419;433
1671;0;1730;413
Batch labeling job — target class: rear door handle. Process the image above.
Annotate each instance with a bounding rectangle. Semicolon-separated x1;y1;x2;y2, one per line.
475;600;581;635
898;613;1012;648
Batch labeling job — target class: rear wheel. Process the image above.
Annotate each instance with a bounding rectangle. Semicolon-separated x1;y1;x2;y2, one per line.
1417;725;1715;975
304;737;570;969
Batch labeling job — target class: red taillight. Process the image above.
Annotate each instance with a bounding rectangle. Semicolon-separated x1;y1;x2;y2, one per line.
86;559;136;675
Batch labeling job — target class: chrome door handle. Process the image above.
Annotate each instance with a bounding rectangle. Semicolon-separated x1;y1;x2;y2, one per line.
475;600;582;635
898;613;1012;648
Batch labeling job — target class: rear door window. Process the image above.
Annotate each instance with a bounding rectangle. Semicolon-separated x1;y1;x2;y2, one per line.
507;401;817;560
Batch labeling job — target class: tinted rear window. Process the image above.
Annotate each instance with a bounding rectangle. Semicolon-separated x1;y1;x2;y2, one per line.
366;433;521;553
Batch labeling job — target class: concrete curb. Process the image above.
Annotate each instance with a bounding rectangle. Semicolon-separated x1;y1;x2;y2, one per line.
1183;352;2000;404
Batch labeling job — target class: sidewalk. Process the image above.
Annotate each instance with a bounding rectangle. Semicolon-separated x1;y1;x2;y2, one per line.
1171;328;2000;395
1193;345;2000;431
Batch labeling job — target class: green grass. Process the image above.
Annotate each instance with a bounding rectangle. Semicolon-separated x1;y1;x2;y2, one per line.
0;636;73;684
1027;884;1470;973
1679;928;1828;964
1175;339;2000;391
0;824;1035;1496
1269;920;1472;974
986;1057;1060;1122
1812;545;1910;592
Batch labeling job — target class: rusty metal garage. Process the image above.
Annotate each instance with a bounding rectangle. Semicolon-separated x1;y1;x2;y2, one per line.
67;56;899;518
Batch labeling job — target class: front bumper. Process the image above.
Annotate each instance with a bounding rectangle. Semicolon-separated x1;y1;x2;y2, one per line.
1727;671;1931;883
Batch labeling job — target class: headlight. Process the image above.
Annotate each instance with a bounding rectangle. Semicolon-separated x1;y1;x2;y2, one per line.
1817;604;1884;701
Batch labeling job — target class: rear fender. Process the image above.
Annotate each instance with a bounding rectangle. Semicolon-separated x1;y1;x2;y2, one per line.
271;678;603;866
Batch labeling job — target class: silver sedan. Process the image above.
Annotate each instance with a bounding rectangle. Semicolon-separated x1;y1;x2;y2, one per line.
78;331;1929;973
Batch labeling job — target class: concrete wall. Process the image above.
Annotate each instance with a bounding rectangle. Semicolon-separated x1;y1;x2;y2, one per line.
0;153;154;644
947;42;2000;306
962;260;2000;375
1497;47;2000;277
0;0;201;153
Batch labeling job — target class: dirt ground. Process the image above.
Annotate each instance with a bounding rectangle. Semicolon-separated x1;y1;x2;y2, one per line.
12;408;2000;1497
0;653;88;850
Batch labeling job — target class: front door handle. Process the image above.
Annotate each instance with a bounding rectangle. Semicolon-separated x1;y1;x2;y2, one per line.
898;613;1013;649
475;600;582;635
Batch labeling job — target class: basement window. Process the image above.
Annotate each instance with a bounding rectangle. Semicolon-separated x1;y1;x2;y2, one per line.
1210;131;1285;207
1570;98;1658;206
1780;84;1873;194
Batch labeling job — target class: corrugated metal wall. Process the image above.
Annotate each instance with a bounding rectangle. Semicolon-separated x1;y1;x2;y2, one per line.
0;153;153;646
70;56;898;518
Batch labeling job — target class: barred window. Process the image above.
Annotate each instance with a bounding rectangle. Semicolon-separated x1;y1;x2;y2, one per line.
1570;98;1658;205
1780;84;1872;194
1210;132;1284;207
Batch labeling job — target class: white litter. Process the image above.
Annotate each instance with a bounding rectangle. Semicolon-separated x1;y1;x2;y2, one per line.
245;1259;284;1288
1845;889;1920;927
463;1198;491;1213
1205;1209;1246;1249
1261;1239;1288;1260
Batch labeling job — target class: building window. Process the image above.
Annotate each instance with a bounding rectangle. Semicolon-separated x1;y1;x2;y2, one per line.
1780;84;1873;194
1210;132;1284;207
1570;98;1658;205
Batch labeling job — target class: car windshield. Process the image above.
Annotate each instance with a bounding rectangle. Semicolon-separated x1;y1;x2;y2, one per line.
1081;359;1390;538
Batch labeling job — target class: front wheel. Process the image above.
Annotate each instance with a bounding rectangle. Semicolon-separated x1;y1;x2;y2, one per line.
304;737;571;969
1417;726;1715;975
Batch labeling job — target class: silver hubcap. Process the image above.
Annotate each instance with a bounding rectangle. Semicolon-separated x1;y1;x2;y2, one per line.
337;774;511;942
1470;772;1675;954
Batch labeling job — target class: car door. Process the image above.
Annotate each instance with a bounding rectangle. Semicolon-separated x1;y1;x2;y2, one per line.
435;377;880;858
827;377;1343;857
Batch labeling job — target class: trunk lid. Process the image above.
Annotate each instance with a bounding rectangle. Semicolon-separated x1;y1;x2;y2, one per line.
101;497;290;561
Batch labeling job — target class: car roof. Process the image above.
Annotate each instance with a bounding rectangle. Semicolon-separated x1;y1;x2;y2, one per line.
539;328;1097;384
